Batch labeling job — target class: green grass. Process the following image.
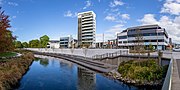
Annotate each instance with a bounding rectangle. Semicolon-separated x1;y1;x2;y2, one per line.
0;52;17;58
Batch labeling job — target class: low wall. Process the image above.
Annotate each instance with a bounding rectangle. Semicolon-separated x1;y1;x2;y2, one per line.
25;48;129;58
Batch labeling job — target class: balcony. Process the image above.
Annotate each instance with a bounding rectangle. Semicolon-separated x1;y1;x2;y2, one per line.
82;20;94;24
82;17;93;21
82;30;94;33
82;36;94;39
82;23;94;27
82;15;93;18
82;27;94;30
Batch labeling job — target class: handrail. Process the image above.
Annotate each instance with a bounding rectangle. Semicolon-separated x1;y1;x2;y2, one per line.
162;58;173;90
92;50;129;59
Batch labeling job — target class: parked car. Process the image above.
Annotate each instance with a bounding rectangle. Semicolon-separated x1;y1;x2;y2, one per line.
173;48;180;52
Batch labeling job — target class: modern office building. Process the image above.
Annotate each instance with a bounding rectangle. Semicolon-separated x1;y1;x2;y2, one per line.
48;40;60;48
78;11;96;48
117;24;169;50
59;36;73;48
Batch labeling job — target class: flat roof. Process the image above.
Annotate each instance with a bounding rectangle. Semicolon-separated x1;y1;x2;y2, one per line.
127;24;159;30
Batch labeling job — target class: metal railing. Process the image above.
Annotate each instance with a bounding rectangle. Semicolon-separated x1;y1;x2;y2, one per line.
162;58;173;90
92;50;129;59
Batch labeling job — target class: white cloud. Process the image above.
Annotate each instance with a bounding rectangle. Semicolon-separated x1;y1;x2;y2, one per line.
8;2;18;6
106;24;124;33
138;14;159;25
139;14;180;43
64;10;77;18
121;14;130;20
104;13;130;23
161;0;180;15
83;0;92;9
105;15;116;21
111;8;119;12
109;0;124;7
96;24;125;42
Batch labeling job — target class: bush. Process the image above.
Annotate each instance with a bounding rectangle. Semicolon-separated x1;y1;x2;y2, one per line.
118;60;163;83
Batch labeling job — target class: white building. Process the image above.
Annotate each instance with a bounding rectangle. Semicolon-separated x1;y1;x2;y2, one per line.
48;40;60;48
60;36;73;48
117;24;169;50
78;11;96;48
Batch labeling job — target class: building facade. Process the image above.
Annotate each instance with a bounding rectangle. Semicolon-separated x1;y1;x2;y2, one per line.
59;36;73;48
78;11;96;48
48;40;60;48
107;39;117;49
117;24;169;50
96;42;108;49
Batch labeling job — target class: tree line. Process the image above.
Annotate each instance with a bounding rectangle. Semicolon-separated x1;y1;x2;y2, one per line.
14;35;50;48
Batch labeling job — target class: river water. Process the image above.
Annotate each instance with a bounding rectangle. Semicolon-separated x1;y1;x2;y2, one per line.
17;55;145;90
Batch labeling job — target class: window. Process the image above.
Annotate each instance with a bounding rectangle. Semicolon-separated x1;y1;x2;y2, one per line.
118;36;127;39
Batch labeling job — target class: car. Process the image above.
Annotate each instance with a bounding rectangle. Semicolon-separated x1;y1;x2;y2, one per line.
173;48;180;52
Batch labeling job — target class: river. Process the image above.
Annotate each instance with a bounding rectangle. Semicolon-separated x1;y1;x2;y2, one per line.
16;55;147;90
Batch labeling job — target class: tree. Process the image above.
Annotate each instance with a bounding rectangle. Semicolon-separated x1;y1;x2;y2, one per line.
40;35;49;48
22;42;28;48
134;29;145;59
15;41;23;48
149;44;154;52
0;7;15;52
29;39;40;48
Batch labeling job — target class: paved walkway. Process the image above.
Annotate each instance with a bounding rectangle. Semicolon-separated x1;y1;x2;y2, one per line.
172;59;180;90
163;51;180;90
177;60;180;79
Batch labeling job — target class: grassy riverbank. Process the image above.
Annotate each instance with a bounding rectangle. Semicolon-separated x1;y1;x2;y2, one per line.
118;60;167;86
0;52;17;58
0;52;34;90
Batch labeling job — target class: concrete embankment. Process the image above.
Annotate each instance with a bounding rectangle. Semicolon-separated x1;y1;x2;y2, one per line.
26;48;128;58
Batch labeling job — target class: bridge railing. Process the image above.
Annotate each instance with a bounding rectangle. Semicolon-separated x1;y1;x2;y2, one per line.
161;58;173;90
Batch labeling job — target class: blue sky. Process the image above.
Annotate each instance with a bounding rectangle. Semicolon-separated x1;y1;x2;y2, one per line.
1;0;180;43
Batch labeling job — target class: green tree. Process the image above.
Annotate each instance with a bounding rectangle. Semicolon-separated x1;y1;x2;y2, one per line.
0;7;15;52
22;42;28;48
40;35;49;48
149;44;154;52
15;41;23;48
29;39;40;48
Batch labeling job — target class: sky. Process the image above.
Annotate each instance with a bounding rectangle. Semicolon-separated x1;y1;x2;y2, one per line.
0;0;180;43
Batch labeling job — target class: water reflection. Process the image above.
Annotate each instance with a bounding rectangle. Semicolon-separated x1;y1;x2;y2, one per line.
17;55;139;90
39;58;49;67
77;67;96;90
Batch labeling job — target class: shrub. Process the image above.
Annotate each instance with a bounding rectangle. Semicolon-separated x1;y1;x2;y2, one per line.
118;60;163;83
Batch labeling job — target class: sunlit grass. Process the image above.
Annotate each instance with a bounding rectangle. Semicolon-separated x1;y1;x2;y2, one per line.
0;52;17;57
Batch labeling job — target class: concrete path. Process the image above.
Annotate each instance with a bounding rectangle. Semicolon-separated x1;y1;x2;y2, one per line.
177;60;180;79
172;59;180;90
163;51;180;90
